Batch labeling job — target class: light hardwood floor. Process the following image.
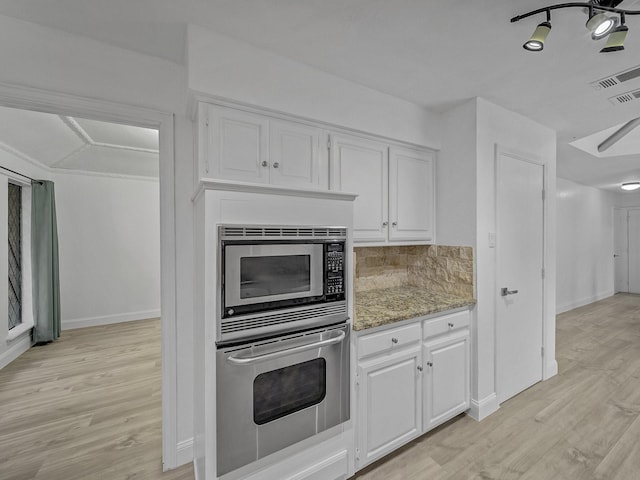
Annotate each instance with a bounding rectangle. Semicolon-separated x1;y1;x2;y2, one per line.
3;294;640;480
0;318;193;480
355;293;640;480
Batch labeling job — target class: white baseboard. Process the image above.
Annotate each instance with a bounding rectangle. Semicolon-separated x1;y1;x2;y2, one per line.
468;393;499;421
176;438;194;468
544;359;559;380
556;290;614;315
62;309;161;330
0;332;32;369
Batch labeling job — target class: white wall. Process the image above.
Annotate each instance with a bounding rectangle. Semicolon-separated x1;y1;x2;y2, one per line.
439;97;557;419
556;178;616;314
55;173;160;329
187;25;442;150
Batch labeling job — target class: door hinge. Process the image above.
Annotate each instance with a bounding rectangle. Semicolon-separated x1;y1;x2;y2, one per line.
542;268;545;279
541;346;545;357
327;137;331;149
355;372;360;387
355;448;360;461
542;189;546;201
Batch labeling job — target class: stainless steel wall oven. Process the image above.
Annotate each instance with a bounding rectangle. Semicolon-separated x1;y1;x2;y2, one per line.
216;225;350;476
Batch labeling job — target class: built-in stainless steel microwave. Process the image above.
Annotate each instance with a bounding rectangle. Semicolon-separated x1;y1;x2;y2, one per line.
217;225;348;344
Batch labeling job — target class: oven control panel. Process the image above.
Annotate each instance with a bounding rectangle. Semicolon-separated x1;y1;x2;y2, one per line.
325;243;345;296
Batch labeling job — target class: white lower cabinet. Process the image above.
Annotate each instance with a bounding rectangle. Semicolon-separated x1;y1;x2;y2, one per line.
356;347;422;468
355;309;471;471
423;330;470;431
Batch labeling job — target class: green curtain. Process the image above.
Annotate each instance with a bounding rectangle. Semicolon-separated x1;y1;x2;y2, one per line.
31;180;61;343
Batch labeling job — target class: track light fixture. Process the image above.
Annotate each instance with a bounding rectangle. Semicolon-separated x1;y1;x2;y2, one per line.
511;1;640;53
601;13;629;51
524;10;552;51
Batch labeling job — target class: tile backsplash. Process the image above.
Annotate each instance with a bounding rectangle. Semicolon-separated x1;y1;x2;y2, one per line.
354;245;474;298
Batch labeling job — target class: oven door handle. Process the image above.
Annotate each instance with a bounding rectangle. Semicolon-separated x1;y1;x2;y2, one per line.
227;330;346;365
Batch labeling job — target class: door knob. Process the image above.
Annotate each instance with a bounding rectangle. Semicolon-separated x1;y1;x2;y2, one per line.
501;287;519;296
273;162;280;168
261;161;268;167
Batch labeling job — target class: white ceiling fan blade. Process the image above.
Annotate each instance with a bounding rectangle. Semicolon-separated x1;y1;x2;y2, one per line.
598;117;640;152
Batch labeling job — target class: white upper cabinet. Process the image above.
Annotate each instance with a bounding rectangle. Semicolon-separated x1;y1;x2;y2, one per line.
330;134;388;242
389;146;435;242
330;133;435;244
269;119;327;189
201;104;327;190
207;105;270;183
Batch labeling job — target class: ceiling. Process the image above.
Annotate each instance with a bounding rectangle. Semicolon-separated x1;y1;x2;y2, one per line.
1;0;640;190
0;106;159;178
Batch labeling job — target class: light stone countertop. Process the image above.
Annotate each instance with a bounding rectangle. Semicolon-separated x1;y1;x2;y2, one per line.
353;286;475;331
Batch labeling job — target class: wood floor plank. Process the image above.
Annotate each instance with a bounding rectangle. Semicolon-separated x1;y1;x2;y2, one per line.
0;318;193;480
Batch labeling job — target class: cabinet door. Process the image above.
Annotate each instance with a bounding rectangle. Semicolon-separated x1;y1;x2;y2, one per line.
389;147;435;242
423;330;470;431
330;134;388;242
208;105;270;183
357;348;422;468
269;120;327;190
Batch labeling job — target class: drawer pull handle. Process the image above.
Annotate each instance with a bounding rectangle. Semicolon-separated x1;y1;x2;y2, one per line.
391;337;399;344
448;322;454;328
427;361;433;367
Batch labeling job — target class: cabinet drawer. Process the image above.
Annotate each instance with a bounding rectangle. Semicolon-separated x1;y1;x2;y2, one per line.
423;310;470;340
358;323;421;359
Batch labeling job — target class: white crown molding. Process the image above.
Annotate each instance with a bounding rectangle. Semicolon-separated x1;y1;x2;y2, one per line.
56;167;159;183
0;141;51;172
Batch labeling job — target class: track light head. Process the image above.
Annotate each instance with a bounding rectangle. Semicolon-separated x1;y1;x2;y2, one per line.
524;21;552;51
586;12;618;38
600;23;629;51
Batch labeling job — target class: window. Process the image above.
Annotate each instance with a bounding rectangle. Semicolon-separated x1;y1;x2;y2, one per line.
8;183;22;330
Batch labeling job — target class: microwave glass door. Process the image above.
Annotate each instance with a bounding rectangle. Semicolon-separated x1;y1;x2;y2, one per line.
225;244;323;307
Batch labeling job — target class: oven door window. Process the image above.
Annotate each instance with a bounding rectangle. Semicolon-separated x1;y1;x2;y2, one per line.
240;254;310;299
253;358;326;425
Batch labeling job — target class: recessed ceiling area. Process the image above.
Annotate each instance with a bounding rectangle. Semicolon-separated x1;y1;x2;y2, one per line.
570;120;640;157
0;106;159;178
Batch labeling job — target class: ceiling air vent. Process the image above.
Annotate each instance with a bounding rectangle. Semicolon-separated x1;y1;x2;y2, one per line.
592;65;640;90
608;88;640;105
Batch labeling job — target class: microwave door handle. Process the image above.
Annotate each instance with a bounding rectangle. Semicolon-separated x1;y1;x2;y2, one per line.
227;330;346;366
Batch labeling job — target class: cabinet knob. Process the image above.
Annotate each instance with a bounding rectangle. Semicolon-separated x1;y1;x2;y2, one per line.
273;162;280;169
261;161;268;167
448;322;454;328
391;337;398;344
417;365;423;372
427;361;433;367
382;221;388;227
392;221;397;227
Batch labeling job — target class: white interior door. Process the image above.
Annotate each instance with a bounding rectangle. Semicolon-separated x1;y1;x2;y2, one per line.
628;210;640;294
614;208;629;293
496;152;544;404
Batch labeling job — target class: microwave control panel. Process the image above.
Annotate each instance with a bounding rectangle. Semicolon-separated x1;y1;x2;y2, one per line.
325;243;345;296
